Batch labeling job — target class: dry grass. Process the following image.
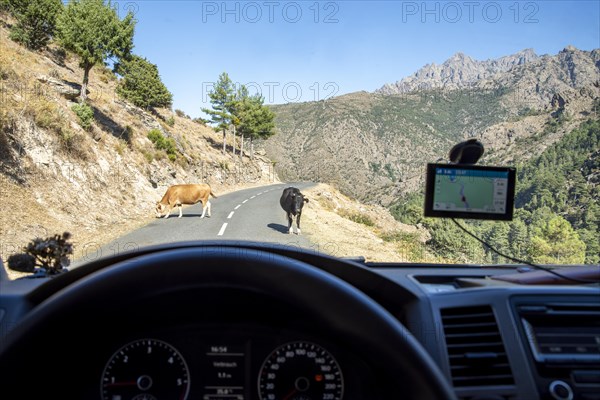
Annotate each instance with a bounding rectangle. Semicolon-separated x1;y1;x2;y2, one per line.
300;183;441;263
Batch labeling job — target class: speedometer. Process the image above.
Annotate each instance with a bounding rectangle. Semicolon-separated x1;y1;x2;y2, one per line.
101;338;190;400
258;341;344;400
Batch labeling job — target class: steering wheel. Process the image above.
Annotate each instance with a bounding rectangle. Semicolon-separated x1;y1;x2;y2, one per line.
0;245;456;399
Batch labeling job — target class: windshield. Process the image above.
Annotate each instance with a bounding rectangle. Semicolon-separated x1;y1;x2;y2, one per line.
0;0;598;279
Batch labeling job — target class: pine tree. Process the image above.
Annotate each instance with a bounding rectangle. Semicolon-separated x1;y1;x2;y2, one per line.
56;0;135;102
6;0;63;50
115;55;172;109
508;219;529;260
486;223;510;263
527;215;586;264
202;72;235;154
235;93;275;158
230;85;250;158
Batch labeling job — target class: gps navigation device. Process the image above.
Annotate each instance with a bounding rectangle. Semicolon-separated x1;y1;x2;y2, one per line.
424;163;516;220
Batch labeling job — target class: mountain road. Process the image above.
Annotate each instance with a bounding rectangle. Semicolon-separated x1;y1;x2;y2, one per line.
72;183;315;267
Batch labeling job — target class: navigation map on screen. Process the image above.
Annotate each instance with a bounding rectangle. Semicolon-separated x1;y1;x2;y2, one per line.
433;167;508;214
424;164;516;220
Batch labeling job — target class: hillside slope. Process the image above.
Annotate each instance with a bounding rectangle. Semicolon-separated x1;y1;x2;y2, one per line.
300;183;438;263
0;20;277;274
389;118;599;264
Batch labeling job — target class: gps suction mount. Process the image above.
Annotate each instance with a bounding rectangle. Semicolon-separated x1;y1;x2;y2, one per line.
448;138;484;165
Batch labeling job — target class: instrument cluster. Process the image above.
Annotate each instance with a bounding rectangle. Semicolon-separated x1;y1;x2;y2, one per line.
98;325;376;400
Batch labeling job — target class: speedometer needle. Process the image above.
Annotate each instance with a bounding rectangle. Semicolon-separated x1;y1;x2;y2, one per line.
282;389;298;400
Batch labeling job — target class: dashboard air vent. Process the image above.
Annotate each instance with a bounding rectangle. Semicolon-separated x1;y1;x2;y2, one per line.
518;302;600;363
441;305;515;388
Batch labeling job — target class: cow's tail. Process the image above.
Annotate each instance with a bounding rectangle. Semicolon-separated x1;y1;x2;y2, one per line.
210;190;218;198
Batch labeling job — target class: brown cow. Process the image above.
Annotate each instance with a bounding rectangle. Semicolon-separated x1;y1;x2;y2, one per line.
155;184;217;218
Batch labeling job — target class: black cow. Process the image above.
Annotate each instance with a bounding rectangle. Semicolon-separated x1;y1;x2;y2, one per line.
280;187;309;234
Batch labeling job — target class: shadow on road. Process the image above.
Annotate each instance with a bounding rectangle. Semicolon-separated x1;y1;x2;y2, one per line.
160;214;212;219
267;223;289;234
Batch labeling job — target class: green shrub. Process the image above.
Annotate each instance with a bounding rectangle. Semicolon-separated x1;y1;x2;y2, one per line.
71;103;94;130
381;231;419;243
147;129;162;144
341;211;375;226
175;109;189;118
147;129;178;160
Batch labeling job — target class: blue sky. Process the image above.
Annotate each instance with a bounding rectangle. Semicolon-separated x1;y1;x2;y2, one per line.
121;1;600;118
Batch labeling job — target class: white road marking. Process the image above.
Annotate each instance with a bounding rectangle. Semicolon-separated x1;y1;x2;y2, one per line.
250;195;256;199
242;199;248;204
227;211;234;219
234;204;241;210
217;223;228;236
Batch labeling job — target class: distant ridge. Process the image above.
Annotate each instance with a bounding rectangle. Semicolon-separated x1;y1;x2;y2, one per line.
262;46;600;205
377;48;539;94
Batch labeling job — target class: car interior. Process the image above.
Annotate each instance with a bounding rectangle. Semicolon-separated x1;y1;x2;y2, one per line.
0;156;598;399
0;1;598;400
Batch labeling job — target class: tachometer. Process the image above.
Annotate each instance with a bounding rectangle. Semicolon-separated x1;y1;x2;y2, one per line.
258;341;343;400
101;338;190;400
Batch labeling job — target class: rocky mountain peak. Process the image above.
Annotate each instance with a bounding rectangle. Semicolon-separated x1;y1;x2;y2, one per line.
562;45;579;53
447;52;470;62
515;48;537;59
377;48;540;95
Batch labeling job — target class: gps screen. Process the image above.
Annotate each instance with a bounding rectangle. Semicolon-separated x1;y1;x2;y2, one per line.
424;163;516;220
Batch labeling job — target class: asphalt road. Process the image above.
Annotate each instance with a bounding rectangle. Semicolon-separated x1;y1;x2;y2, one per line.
74;183;315;266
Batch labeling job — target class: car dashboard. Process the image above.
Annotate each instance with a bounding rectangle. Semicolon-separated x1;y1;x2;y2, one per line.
0;241;598;400
377;267;600;400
